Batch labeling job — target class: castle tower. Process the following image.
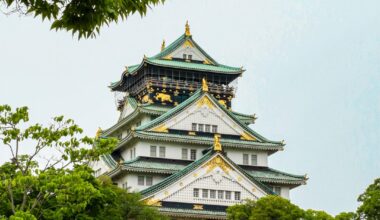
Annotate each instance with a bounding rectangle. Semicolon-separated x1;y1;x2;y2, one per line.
92;23;307;219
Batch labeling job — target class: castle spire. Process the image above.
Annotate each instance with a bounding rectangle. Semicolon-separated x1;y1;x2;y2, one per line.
185;21;191;36
161;39;165;51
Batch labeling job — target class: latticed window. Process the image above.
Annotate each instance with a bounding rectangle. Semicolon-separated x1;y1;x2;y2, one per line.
202;189;208;198
243;154;249;165
190;149;197;160
210;190;216;199
218;190;224;199
205;124;211;132
188;54;193;60
146;176;153;186
150;146;157;157
273;186;281;195
198;124;204;132
225;191;231;200
138;176;144;185
235;192;241;200
251;154;258;166
182;148;188;160
212;125;218;133
159;146;166;158
192;123;197;131
193;188;199;198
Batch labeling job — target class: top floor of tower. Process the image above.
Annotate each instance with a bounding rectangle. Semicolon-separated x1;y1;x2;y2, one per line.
110;22;244;110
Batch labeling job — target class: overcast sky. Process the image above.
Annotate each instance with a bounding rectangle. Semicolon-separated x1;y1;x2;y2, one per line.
1;0;379;215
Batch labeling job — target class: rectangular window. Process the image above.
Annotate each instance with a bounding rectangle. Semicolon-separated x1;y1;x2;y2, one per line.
225;191;231;200
137;176;144;185
146;176;153;186
193;188;199;198
212;125;218;133
218;190;224;199
210;190;216;199
251;154;258;166
273;186;281;195
190;149;197;160
188;54;193;60
136;121;141;127
202;189;208;198
133;147;136;158
182;148;188;160
159;146;166;158
235;192;241;200
150;146;157;157
183;54;187;59
205;124;211;133
243;154;249;165
198;124;204;132
130;149;133;160
192;123;197;131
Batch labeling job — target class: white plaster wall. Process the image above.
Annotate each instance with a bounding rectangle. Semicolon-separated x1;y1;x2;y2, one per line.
114;174;167;192
280;186;290;199
120;102;135;120
120;115;151;139
123;140;207;161
226;149;268;167
171;44;207;62
163;175;256;206
167;104;244;136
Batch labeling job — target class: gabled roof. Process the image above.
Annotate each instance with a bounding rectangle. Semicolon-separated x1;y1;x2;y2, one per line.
109;27;244;91
140;150;274;199
102;95;256;137
105;156;307;186
136;89;283;145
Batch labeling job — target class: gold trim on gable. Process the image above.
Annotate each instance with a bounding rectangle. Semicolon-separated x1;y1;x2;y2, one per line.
193;204;203;210
183;40;194;48
196;96;214;109
203;155;232;174
152;124;169;133
240;131;257;141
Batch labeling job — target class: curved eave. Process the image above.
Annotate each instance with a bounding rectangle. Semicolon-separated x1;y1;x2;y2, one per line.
114;131;283;153
158;207;227;220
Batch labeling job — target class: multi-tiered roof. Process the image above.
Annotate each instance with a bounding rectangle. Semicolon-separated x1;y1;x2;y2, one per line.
99;22;307;219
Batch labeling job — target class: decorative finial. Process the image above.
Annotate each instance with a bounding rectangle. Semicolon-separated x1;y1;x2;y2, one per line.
143;54;147;60
124;66;129;73
185;21;191;36
214;134;222;151
161;39;165;51
95;127;102;139
202;78;209;92
281;140;286;145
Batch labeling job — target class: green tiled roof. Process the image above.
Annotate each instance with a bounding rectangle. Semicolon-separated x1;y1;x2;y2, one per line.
158;207;226;219
140;151;274;198
136;89;283;145
105;156;306;186
145;58;242;74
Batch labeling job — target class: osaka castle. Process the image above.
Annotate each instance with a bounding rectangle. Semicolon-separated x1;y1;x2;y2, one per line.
92;22;307;219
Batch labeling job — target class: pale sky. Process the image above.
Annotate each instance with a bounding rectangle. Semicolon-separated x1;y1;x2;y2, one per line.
1;0;379;215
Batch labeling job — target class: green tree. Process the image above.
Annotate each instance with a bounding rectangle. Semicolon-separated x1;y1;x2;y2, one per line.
334;212;357;220
1;0;164;39
227;195;304;220
357;178;380;220
303;209;334;220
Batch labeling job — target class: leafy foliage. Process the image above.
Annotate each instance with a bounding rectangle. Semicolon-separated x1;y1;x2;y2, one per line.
357;178;380;220
1;0;164;39
334;212;357;220
0;105;167;219
303;209;334;220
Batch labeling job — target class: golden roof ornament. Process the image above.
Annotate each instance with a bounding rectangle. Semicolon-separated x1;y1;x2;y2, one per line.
161;39;165;51
95;127;102;139
185;21;191;36
202;78;209;92
213;134;222;151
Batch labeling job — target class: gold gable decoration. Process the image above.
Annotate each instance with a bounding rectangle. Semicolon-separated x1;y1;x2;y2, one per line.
203;155;231;174
95;127;102;139
213;134;222;151
196;96;214;109
161;39;165;51
152;124;168;133
240;131;257;141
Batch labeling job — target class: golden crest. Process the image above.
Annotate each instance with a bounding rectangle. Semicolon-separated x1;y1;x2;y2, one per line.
203;155;231;174
183;40;194;48
218;99;227;108
202;78;209;92
213;134;222;151
196;96;214;109
142;95;153;104
185;20;191;36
